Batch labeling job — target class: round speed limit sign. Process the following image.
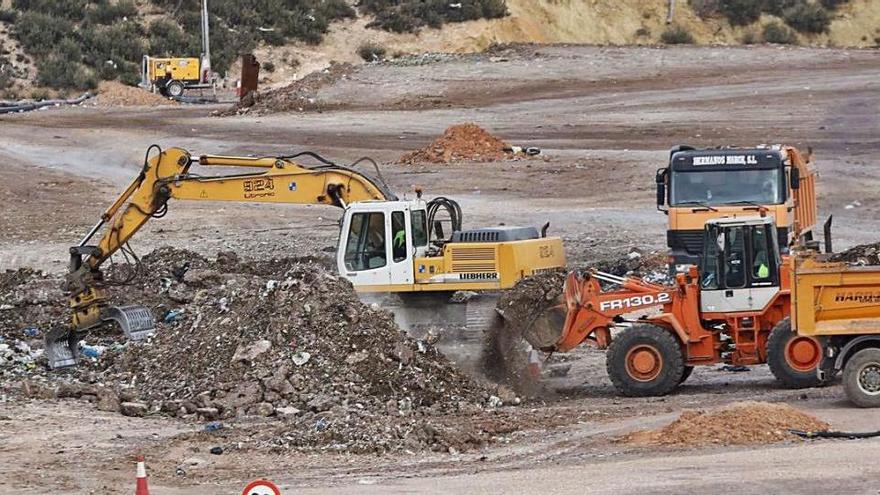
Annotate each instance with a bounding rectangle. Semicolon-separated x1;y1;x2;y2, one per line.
241;479;281;495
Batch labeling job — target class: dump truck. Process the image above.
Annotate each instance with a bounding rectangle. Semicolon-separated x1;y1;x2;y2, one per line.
518;215;823;396
47;146;565;369
656;145;817;275
789;253;880;407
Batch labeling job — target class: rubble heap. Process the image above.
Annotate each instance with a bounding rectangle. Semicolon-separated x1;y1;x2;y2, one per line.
624;401;829;446
830;242;880;265
2;248;508;452
228;62;354;115
399;123;513;164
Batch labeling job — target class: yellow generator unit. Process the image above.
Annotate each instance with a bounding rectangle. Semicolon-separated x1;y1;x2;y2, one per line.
140;56;211;97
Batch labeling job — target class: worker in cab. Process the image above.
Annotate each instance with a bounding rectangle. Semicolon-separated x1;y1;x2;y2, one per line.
392;212;407;262
753;228;771;281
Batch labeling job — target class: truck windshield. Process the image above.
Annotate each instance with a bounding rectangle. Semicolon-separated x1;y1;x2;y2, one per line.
670;168;783;206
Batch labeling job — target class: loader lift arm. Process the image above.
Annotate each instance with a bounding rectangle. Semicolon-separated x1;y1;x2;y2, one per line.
50;146;397;368
553;270;680;352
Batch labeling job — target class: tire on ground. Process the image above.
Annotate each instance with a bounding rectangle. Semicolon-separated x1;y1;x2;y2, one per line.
843;347;880;408
767;317;823;389
679;365;694;384
166;80;185;97
606;324;684;397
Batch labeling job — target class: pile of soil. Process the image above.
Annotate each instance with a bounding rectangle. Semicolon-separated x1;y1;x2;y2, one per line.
2;248;509;453
624;401;829;447
830;242;880;265
92;81;178;107
399;123;513;164
228;62;354;116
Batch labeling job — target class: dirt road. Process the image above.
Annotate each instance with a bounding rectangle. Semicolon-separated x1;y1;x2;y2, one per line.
1;45;879;494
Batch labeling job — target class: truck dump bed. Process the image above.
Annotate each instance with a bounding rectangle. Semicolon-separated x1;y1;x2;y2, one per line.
792;256;880;336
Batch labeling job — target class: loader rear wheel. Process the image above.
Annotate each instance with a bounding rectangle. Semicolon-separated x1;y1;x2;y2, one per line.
767;318;823;389
843;348;880;408
607;324;684;397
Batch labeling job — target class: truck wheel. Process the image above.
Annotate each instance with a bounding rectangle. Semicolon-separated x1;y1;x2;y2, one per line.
606;324;684;397
166;80;185;97
843;348;880;408
767;318;823;389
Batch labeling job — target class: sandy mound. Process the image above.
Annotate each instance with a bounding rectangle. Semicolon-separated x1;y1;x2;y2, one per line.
399;123;513;164
92;81;178;107
624;401;829;447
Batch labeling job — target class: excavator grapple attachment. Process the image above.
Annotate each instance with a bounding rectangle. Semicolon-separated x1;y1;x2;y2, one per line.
44;327;80;370
45;305;155;369
102;305;156;341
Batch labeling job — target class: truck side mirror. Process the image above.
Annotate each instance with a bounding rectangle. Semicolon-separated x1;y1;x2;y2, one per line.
655;168;667;208
790;167;800;190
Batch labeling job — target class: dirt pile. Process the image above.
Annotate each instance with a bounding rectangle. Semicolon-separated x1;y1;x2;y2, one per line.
227;62;354;115
3;248;510;453
92;81;178;107
830;242;880;265
624;401;829;447
399;123;513;164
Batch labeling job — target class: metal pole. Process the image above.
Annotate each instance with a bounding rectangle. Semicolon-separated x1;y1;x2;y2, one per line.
666;0;675;24
201;0;211;82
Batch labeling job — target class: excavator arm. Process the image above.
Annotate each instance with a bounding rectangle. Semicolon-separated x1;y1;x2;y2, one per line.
49;146;396;368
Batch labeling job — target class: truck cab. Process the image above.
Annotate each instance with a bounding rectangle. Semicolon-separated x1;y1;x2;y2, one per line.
657;145;816;274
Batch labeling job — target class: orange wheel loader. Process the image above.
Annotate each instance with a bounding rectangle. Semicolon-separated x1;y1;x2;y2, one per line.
524;215;824;397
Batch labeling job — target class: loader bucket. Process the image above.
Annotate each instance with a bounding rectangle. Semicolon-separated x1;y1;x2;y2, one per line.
521;301;567;351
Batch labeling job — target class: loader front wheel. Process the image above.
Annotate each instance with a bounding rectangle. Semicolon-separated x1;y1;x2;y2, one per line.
843;348;880;408
767;318;823;389
607;324;684;397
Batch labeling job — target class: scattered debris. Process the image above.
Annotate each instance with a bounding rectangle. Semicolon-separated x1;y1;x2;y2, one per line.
623;401;829;446
831;242;880;265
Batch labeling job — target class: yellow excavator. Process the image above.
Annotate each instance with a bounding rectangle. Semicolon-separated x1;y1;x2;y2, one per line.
46;146;565;368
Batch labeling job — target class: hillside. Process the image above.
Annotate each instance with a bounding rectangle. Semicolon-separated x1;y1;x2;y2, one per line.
0;0;877;98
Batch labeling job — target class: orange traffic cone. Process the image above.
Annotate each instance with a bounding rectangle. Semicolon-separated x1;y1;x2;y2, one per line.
135;455;150;495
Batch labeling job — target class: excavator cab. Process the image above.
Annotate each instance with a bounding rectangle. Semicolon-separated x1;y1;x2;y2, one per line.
338;199;429;289
698;216;782;313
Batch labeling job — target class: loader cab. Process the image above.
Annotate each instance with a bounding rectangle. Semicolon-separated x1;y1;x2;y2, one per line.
337;200;428;289
698;216;781;313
